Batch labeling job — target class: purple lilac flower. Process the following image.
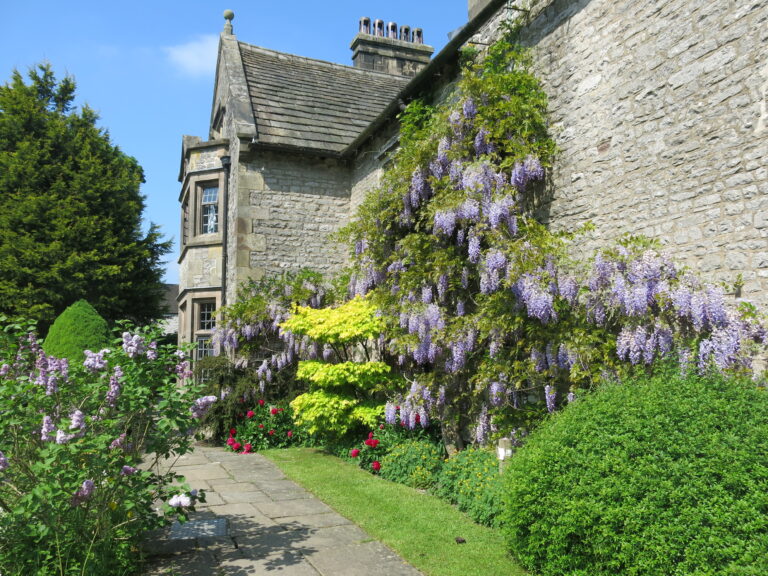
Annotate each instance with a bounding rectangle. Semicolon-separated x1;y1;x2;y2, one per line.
0;450;8;471
168;493;192;508
71;479;95;507
41;415;56;441
110;433;128;451
122;332;145;358
489;381;506;406
544;385;556;413
120;465;137;476
70;410;85;431
191;395;217;419
83;349;109;372
106;366;123;407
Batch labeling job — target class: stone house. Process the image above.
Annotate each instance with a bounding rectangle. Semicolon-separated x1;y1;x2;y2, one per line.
178;0;768;356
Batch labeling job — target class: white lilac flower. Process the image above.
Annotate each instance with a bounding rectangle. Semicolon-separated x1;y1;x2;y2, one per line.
122;332;146;358
168;493;192;508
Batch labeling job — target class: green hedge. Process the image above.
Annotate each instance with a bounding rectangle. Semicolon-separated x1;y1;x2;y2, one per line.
502;366;768;576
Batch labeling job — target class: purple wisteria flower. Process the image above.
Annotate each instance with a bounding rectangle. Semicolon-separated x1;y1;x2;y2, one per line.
488;196;516;230
433;210;457;237
489;381;506;406
462;98;477;120
437;274;449;301
544;385;556;413
474;128;494;156
0;450;8;471
531;347;547;372
516;275;558;324
468;235;481;264
475;404;490;444
384;402;397;425
83;349;109;372
190;395;217;419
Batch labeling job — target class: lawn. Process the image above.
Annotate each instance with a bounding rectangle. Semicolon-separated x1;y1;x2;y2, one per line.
264;447;526;576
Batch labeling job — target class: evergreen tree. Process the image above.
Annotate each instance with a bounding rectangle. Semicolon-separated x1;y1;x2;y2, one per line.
0;64;171;331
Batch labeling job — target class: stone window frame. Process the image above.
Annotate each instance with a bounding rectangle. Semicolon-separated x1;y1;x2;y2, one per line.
179;169;225;251
192;298;217;361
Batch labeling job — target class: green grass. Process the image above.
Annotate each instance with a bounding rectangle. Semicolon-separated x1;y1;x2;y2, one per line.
264;447;526;576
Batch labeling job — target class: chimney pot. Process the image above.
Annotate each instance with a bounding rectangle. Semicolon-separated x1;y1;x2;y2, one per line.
359;16;371;35
387;22;398;39
413;28;424;44
373;19;385;37
399;25;411;42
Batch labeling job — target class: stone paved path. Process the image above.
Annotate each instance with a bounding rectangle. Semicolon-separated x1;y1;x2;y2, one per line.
143;445;423;576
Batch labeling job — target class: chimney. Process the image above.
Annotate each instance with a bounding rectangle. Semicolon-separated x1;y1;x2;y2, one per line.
351;17;434;77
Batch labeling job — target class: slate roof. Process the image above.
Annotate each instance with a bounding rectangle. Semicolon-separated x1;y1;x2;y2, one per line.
238;42;411;154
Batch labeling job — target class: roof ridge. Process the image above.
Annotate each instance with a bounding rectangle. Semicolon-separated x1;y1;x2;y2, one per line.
237;41;411;81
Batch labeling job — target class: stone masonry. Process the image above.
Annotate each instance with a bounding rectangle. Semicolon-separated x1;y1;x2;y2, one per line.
474;0;768;303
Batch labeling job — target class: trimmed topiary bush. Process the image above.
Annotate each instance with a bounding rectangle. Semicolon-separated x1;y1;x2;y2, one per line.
435;447;505;527
379;439;445;489
502;366;768;576
42;299;111;362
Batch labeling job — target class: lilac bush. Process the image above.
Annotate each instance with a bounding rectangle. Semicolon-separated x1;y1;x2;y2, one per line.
0;319;207;575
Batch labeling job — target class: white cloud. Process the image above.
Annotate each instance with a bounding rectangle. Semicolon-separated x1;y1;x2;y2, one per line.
164;35;219;77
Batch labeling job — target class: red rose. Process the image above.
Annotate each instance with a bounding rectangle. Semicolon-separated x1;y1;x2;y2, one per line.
258;424;264;429
415;413;421;423
368;432;374;439
243;443;252;453
271;408;278;415
246;410;255;419
232;442;242;451
371;461;381;472
229;428;237;436
258;399;265;406
268;429;275;435
379;424;384;430
287;431;293;438
278;408;284;412
226;437;235;446
350;448;360;458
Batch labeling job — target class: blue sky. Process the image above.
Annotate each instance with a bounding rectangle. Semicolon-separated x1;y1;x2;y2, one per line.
0;1;469;284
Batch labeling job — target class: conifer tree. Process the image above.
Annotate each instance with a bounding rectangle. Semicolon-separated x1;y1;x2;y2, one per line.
0;64;171;331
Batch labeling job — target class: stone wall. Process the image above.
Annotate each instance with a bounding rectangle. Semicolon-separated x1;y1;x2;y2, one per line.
236;150;351;282
473;0;768;304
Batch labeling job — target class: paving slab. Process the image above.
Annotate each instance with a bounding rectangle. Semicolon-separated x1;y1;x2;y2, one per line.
142;445;423;575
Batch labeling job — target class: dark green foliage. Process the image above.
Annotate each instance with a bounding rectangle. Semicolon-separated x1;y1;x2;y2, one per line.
0;64;171;332
435;448;505;527
42;299;110;361
502;366;768;576
379;439;445;489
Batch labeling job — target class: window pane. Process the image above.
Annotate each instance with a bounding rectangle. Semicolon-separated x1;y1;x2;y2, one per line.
202;187;218;204
202;205;218;234
199;302;216;330
196;336;214;360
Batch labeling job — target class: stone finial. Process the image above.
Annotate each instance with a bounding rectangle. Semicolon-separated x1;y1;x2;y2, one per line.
223;10;234;35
